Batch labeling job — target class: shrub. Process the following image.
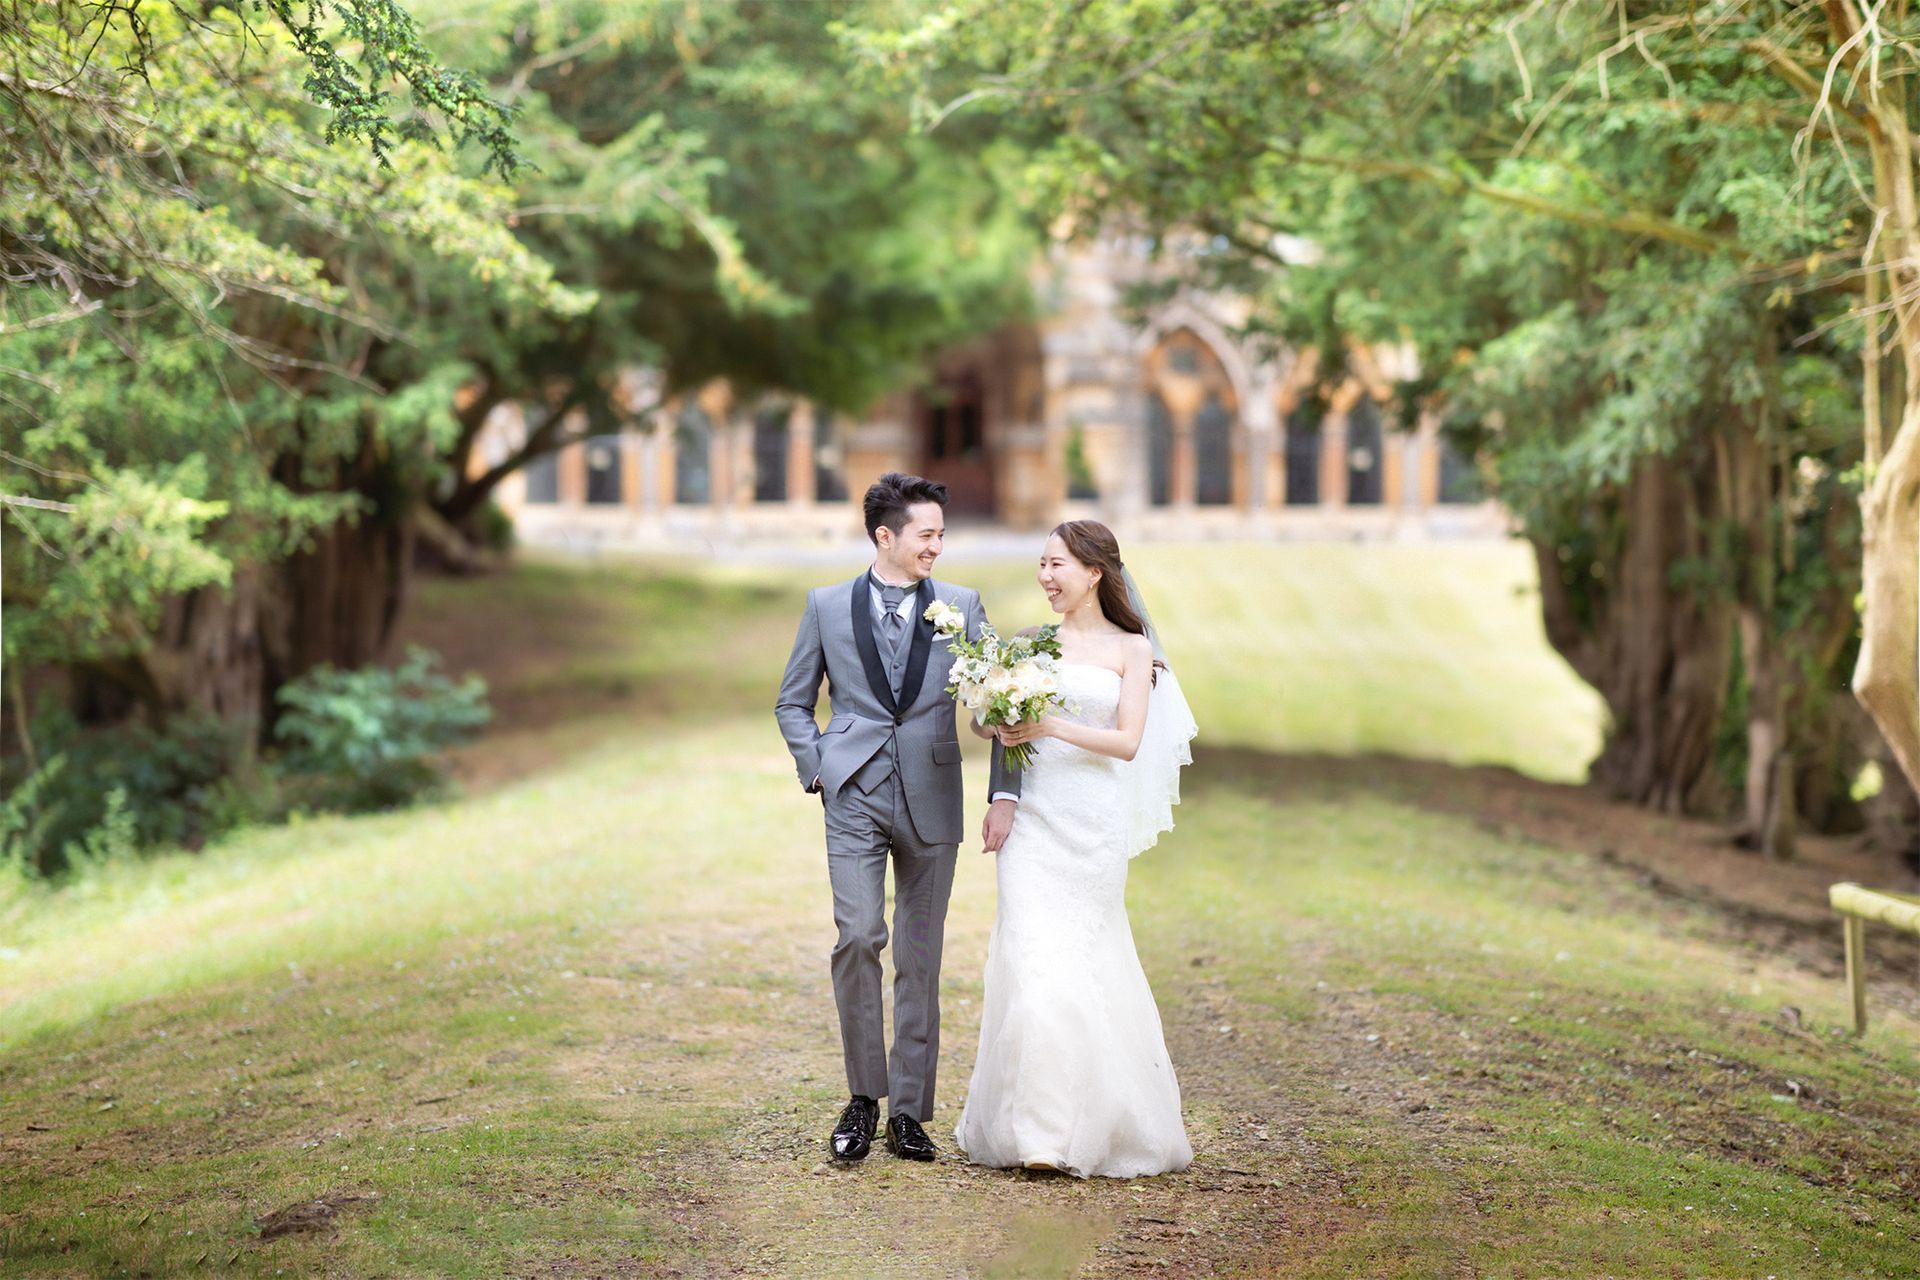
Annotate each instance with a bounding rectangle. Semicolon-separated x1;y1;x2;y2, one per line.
0;710;264;877
474;498;517;553
273;646;490;812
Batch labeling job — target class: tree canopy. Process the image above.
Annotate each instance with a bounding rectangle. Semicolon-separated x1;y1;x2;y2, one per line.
0;0;1042;867
850;0;1916;853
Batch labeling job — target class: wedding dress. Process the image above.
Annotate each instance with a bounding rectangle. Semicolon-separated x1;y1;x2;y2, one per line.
955;660;1197;1178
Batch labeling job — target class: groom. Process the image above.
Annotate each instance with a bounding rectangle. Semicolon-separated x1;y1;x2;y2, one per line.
775;472;1020;1163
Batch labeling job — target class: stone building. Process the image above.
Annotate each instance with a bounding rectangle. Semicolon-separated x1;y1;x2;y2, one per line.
483;233;1501;546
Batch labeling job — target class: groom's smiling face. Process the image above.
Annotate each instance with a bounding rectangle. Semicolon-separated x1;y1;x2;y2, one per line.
878;502;945;582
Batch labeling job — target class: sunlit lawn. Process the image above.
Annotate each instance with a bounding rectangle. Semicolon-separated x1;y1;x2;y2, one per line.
3;541;1917;1277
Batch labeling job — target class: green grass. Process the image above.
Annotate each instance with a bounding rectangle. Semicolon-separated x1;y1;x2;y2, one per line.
1;543;1914;1277
964;541;1603;782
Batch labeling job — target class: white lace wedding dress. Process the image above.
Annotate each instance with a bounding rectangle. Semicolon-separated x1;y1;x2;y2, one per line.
955;661;1197;1178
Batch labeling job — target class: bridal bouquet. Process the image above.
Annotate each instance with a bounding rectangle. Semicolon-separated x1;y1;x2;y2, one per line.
924;601;1065;771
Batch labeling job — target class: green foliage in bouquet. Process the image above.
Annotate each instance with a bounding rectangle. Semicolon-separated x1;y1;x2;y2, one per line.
926;603;1065;770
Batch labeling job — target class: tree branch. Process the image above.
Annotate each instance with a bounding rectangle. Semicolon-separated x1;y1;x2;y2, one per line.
1277;148;1753;259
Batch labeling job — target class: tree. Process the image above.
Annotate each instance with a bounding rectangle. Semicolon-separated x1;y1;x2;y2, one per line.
3;0;1040;777
858;0;1910;855
420;0;1041;538
1;2;587;738
1793;3;1920;814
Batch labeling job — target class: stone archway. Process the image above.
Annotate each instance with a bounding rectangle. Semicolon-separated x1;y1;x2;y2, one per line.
911;324;1049;522
916;365;993;516
1132;299;1259;414
1141;325;1243;507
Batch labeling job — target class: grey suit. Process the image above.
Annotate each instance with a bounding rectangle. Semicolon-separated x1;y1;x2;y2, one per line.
776;570;1020;1119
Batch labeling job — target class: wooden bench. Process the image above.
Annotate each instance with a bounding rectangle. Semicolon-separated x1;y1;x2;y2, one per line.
1829;882;1920;1034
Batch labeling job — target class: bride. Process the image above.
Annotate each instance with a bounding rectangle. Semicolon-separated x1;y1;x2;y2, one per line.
954;519;1197;1178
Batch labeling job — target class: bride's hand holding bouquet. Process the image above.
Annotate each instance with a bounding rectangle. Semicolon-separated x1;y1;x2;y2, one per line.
924;601;1065;771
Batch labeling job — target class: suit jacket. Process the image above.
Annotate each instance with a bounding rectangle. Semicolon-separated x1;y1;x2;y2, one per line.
775;571;1021;847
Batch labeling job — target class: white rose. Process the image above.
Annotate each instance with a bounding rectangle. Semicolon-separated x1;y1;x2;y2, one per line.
924;600;964;634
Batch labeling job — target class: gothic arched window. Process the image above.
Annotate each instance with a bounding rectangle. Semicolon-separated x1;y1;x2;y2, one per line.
1194;392;1233;506
1146;393;1174;507
753;405;789;503
1347;399;1384;506
1284;408;1320;506
1439;438;1482;504
523;451;559;504
585;434;623;505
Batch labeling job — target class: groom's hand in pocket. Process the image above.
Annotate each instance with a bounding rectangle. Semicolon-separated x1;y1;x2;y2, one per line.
981;798;1016;854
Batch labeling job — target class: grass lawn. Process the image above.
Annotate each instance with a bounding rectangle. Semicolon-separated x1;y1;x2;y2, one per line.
3;541;1917;1277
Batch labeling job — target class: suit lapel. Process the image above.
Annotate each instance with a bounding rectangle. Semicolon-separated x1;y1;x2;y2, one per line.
849;571;897;717
899;577;934;706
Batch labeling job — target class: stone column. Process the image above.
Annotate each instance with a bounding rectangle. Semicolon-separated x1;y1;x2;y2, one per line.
619;427;643;511
1382;410;1406;510
1415;408;1443;509
657;398;679;508
994;421;1056;529
557;409;589;505
1320;404;1351;510
789;400;818;508
1109;385;1151;524
697;380;735;519
634;421;661;516
844;394;917;500
1243;369;1279;513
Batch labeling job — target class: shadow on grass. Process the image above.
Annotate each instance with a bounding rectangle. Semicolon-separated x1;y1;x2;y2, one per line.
1187;741;1917;973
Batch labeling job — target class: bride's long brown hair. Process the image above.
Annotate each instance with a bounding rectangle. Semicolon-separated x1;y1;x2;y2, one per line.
1050;519;1163;683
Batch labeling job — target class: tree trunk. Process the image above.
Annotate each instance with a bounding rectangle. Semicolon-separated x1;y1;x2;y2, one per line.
148;567;268;728
1787;494;1870;836
1853;404;1920;799
1719;422;1795;859
1864;719;1920;872
262;498;416;701
1737;605;1795;858
68;568;268;751
80;492;416;747
1824;0;1920;805
436;382;587;529
1535;452;1734;814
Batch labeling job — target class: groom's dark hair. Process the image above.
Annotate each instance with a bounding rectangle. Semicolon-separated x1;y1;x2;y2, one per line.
863;472;948;545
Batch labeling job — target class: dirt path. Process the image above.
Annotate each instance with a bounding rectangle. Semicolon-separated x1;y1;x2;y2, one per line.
545;919;1402;1278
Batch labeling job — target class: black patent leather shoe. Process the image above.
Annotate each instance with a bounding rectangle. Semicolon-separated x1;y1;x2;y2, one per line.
830;1096;879;1161
885;1113;937;1161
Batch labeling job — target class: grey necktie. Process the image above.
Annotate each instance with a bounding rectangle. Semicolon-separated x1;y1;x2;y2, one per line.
880;584;906;657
